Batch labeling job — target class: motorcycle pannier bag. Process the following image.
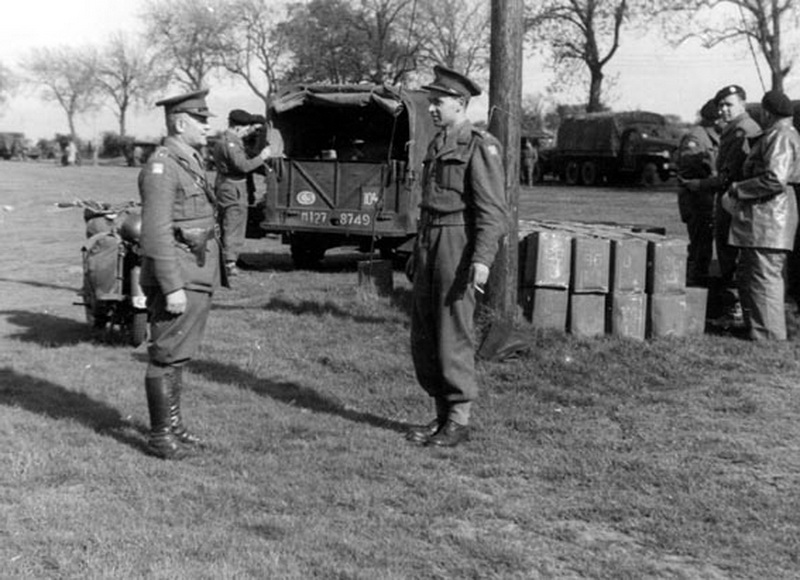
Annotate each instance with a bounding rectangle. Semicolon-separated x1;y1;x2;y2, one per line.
83;232;123;299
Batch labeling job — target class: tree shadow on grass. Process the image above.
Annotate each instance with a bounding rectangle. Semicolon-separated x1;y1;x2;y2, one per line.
0;309;92;347
188;358;408;434
0;366;147;453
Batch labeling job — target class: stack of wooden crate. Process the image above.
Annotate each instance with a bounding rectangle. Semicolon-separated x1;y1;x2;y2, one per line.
517;220;707;339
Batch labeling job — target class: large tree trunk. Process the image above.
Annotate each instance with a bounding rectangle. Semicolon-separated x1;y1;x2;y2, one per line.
587;67;604;112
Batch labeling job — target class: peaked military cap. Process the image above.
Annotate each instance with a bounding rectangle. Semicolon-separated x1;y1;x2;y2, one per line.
422;65;481;98
156;88;214;117
761;90;794;117
714;84;746;105
228;109;254;126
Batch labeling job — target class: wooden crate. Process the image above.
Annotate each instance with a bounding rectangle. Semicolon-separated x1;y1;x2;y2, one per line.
571;236;610;293
608;292;647;340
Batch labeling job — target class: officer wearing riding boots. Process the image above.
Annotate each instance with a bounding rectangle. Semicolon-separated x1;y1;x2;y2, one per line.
213;109;271;277
406;65;510;448
138;88;224;460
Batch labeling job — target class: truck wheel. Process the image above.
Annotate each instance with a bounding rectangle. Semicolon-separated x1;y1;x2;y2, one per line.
564;161;580;185
130;311;148;347
291;241;325;269
580;161;598;186
641;162;658;187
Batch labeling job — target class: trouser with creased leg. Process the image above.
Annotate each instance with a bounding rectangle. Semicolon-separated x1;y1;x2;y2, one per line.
411;222;477;426
216;178;248;263
737;247;788;341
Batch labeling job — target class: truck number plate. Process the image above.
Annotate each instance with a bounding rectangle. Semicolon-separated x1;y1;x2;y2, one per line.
337;212;372;226
300;211;329;224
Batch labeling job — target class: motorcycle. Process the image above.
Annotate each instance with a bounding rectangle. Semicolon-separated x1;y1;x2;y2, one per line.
70;199;148;346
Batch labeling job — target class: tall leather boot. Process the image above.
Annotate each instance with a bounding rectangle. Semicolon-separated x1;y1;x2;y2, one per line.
145;376;188;460
168;367;204;446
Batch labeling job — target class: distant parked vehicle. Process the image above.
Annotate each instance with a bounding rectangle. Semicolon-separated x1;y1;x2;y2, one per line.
540;111;681;187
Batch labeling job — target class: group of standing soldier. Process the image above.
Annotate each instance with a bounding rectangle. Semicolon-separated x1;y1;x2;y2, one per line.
678;84;800;341
135;66;510;459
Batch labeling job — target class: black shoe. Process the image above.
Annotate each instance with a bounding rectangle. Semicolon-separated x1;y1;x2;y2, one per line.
405;418;442;445
426;420;470;448
146;429;189;460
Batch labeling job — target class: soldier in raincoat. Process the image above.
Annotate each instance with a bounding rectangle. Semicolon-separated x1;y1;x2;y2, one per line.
721;90;800;341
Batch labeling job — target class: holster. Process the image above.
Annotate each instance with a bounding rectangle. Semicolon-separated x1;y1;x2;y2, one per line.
175;226;214;267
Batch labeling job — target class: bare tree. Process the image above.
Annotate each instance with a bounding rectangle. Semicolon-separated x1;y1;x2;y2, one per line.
352;0;420;84
413;0;491;77
141;0;230;91
0;61;16;110
211;0;292;111
654;0;799;92
526;0;629;112
96;33;169;137
20;46;100;141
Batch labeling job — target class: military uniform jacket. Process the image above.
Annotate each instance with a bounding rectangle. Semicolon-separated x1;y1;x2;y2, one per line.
139;136;220;294
728;117;800;250
420;121;509;267
701;112;761;193
213;129;263;181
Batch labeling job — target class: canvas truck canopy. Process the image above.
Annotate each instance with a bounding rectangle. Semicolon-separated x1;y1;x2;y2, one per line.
556;111;671;157
258;83;438;265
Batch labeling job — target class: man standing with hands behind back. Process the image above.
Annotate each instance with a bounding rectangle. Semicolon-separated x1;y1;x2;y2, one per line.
406;65;509;448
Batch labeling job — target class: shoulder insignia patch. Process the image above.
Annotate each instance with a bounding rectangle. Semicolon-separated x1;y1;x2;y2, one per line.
151;163;164;175
487;144;499;157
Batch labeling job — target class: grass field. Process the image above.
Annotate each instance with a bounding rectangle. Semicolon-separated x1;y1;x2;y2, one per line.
2;161;800;579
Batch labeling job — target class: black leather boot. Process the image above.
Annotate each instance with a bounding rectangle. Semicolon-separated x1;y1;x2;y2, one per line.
168;367;204;446
145;376;188;460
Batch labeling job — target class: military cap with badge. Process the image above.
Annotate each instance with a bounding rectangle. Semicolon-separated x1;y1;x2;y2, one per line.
422;65;482;98
156;88;214;118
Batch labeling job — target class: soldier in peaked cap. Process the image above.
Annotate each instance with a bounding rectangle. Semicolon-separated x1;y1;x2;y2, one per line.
684;83;761;327
138;88;224;459
405;65;510;448
212;108;271;277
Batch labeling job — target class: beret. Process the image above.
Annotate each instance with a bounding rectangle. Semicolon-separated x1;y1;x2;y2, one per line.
714;84;746;105
228;109;254;126
761;90;794;117
700;99;719;122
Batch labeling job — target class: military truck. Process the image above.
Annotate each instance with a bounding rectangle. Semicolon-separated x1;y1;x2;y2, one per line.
0;132;27;160
542;111;680;186
248;83;437;267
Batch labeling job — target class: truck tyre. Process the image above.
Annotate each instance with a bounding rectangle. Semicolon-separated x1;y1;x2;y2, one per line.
641;162;658;187
565;161;580;185
291;240;325;269
580;161;598;186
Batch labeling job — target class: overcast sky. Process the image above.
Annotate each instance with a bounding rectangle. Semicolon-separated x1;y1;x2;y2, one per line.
1;0;797;141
